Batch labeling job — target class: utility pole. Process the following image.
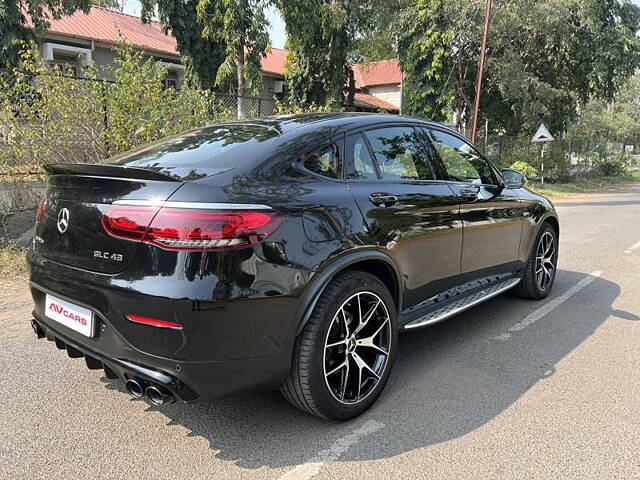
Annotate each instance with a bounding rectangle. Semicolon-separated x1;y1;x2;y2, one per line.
470;0;493;144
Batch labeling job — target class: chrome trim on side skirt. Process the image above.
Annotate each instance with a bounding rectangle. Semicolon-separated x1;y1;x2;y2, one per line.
404;277;521;330
112;200;272;210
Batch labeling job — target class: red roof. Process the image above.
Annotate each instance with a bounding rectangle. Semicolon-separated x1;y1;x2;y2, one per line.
353;59;402;88
262;47;287;76
40;6;179;57
353;92;398;112
36;6;288;74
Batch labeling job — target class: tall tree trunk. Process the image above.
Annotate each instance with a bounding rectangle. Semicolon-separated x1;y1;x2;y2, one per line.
237;42;248;119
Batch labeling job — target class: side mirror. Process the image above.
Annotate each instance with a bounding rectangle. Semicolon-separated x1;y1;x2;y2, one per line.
501;168;526;189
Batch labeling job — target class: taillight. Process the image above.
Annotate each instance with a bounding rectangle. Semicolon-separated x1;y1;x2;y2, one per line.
101;205;159;241
125;314;182;330
36;196;48;223
102;205;282;251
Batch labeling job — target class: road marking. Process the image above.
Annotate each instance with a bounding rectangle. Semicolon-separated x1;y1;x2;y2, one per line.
278;419;384;480
496;271;603;341
624;240;640;254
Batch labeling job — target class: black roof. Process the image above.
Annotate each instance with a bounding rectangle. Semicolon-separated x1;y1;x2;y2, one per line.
222;112;462;138
101;113;469;182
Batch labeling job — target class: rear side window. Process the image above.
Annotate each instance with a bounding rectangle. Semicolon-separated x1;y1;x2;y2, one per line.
345;134;378;179
302;144;342;179
105;124;279;180
364;127;435;181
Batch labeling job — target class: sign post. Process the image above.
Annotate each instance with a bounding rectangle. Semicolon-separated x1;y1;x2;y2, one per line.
531;124;555;185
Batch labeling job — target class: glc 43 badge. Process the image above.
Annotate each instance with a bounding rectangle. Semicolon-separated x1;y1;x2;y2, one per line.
94;251;123;261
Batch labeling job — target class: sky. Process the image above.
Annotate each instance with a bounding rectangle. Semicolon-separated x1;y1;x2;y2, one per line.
121;1;287;48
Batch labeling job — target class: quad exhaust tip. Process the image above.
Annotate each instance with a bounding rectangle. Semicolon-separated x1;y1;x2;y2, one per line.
124;378;146;398
145;385;175;406
125;379;175;405
30;323;178;406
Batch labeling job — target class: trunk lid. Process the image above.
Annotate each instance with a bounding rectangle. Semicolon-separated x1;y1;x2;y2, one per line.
35;123;281;273
35;166;184;274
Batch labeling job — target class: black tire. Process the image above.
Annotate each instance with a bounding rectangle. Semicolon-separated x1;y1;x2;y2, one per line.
513;222;558;300
281;271;398;421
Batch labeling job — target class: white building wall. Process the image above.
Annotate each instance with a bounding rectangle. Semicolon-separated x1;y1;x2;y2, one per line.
40;37;184;87
367;84;402;108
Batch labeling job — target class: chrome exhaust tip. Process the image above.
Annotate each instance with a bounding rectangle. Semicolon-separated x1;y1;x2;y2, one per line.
145;385;175;406
124;378;145;398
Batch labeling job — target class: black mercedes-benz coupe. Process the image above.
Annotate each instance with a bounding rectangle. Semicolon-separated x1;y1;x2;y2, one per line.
28;113;559;421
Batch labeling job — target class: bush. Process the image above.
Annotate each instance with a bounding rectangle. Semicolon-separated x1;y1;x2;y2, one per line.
593;151;629;176
273;98;335;115
509;161;538;178
0;244;27;275
0;43;233;176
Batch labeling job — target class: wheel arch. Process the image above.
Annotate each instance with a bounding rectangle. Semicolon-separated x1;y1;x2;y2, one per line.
524;212;560;261
543;215;560;236
295;250;402;335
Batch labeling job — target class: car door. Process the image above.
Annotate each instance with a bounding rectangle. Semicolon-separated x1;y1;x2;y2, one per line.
425;127;524;286
345;125;463;310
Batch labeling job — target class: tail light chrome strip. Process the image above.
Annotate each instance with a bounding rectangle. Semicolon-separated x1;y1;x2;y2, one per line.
112;200;272;210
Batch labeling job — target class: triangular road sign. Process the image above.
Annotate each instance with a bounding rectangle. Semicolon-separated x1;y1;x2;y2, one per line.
532;123;554;143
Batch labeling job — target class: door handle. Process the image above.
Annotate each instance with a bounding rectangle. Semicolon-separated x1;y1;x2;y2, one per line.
458;187;480;201
370;192;398;207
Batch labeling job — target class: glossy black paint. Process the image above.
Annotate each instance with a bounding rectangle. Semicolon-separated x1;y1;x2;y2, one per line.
28;113;558;402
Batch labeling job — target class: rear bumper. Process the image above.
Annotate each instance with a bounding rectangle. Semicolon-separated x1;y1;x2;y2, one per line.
31;315;199;401
31;307;296;402
29;279;298;402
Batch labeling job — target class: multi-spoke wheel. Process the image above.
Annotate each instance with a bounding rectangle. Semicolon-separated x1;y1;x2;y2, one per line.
281;271;397;421
535;231;556;290
323;292;391;404
513;223;558;300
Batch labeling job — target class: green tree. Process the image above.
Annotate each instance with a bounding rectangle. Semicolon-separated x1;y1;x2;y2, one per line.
569;73;640;146
397;0;640;135
92;0;123;9
397;0;452;120
348;0;407;64
276;0;368;107
140;0;226;90
197;0;270;117
0;0;91;68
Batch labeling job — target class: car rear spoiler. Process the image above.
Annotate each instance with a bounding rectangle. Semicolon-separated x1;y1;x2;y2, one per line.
43;164;182;182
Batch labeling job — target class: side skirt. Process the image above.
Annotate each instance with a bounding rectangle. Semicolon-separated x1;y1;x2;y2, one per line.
401;277;521;331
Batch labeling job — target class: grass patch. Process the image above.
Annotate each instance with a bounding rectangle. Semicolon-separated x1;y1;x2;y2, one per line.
529;171;640;198
0;244;28;276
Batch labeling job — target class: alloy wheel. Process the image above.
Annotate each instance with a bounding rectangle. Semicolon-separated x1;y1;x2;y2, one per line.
323;291;392;405
535;231;556;290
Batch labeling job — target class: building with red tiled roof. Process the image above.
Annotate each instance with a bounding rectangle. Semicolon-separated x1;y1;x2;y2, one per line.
352;92;398;112
32;6;402;112
33;5;287;96
35;5;179;58
353;59;402;88
352;59;403;112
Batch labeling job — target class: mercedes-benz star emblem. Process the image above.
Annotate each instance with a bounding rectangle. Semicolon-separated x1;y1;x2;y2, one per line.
57;208;70;234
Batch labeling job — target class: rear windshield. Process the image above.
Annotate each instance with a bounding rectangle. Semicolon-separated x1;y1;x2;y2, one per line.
104;124;279;181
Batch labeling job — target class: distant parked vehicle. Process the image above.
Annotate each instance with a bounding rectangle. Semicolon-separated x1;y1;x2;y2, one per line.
28;113;559;421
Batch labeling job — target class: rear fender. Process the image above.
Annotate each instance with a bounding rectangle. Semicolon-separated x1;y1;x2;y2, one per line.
294;249;403;335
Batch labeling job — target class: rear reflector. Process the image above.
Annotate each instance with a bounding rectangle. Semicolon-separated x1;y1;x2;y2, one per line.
125;314;183;330
102;205;282;251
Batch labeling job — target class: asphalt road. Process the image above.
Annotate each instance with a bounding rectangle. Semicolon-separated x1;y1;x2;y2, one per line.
1;184;639;480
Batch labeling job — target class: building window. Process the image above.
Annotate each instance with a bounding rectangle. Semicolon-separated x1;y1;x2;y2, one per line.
51;53;79;77
164;73;179;90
